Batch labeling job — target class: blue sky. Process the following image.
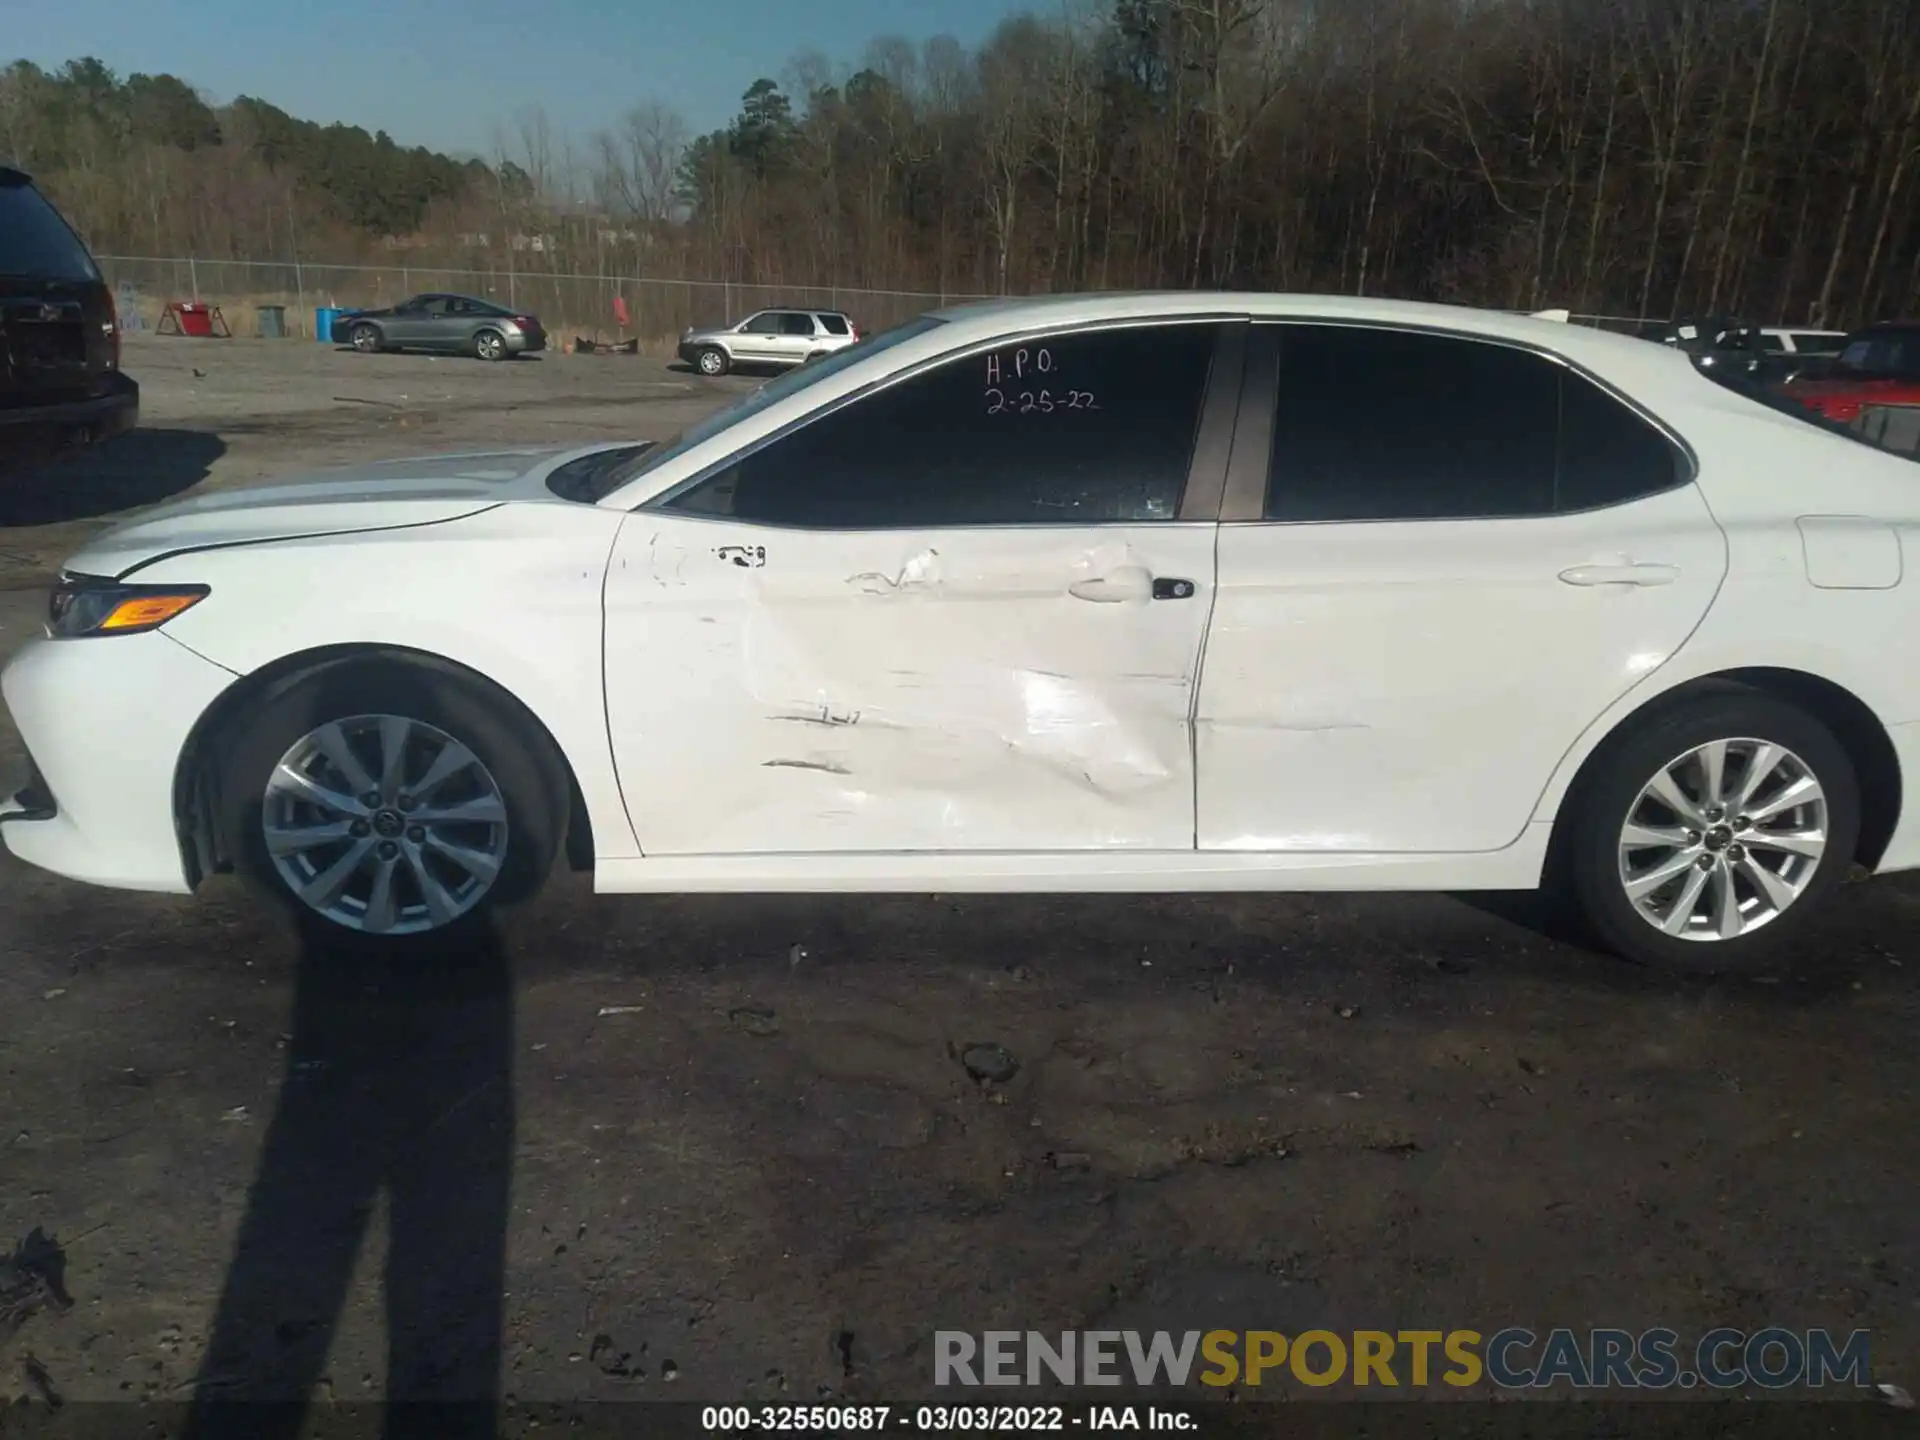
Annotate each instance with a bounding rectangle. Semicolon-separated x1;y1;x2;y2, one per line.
9;0;1031;158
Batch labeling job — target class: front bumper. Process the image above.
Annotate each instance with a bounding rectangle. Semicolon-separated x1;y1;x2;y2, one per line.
1;625;236;893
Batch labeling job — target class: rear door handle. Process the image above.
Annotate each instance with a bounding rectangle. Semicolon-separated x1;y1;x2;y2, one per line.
1557;562;1680;588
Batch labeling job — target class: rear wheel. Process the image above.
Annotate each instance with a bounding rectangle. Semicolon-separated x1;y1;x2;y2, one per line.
218;662;562;945
695;345;729;376
1564;690;1860;973
473;328;508;362
349;322;383;354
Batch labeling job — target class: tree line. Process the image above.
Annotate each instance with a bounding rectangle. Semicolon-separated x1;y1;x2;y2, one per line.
0;57;498;260
667;0;1920;326
9;0;1920;328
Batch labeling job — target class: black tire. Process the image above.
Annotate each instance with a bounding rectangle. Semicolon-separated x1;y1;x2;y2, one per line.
1563;688;1860;974
694;345;729;376
348;322;383;354
216;659;564;948
473;328;509;362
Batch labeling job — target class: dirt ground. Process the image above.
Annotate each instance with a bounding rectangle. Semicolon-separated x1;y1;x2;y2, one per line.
0;334;1917;1433
0;333;755;589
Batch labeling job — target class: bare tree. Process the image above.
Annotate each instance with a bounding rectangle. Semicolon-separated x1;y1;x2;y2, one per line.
594;101;687;223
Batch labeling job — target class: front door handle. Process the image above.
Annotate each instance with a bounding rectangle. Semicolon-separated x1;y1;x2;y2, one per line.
1557;562;1680;588
1068;564;1154;603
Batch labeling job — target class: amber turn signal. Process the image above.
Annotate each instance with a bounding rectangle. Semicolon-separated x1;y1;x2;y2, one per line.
99;592;208;631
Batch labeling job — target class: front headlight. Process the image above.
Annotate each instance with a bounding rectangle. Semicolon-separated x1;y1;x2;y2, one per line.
48;573;209;638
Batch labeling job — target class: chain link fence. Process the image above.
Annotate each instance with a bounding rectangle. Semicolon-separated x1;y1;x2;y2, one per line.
96;256;1671;348
95;256;997;346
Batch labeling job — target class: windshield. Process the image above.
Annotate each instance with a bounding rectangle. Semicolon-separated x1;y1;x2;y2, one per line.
599;314;948;495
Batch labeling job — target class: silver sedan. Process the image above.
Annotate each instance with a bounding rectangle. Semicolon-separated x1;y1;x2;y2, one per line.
339;293;547;361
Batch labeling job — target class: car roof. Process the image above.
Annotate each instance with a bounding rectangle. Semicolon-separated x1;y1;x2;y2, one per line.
925;290;1682;374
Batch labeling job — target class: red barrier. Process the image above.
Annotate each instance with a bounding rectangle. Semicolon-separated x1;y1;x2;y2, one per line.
156;301;231;338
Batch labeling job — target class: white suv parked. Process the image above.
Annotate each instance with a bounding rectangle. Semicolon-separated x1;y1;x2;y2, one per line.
678;308;860;376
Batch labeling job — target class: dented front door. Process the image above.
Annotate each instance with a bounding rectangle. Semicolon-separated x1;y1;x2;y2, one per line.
600;518;1218;853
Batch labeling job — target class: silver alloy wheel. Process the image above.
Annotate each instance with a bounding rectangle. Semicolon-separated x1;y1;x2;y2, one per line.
476;329;505;361
351;324;379;353
697;347;725;374
262;714;510;935
1617;737;1829;942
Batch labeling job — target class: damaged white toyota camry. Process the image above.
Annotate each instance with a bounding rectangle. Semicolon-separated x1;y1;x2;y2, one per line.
4;293;1917;971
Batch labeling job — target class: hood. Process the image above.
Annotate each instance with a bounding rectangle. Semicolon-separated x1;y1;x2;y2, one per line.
66;443;629;578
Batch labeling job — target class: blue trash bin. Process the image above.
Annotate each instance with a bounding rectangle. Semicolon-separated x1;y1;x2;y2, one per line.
316;307;360;343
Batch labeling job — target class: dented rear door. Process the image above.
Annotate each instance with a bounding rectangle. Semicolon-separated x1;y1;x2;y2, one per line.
600;318;1245;855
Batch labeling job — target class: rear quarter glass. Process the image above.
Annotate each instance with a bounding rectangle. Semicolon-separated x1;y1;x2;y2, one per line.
0;183;102;282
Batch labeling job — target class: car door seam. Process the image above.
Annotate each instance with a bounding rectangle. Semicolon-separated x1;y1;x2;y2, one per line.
596;513;647;857
1521;485;1735;838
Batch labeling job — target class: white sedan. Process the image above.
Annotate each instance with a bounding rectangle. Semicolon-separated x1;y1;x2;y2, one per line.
3;293;1915;972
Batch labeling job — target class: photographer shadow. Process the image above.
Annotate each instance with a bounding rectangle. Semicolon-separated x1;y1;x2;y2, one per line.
184;920;515;1439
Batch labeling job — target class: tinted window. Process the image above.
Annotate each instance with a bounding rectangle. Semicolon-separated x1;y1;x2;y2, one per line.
670;323;1217;528
1838;334;1920;378
778;312;815;336
615;315;948;492
1758;334;1786;352
818;313;851;335
1557;372;1683;510
0;182;98;281
1265;327;1559;521
1264;326;1681;521
740;312;780;334
1790;332;1844;352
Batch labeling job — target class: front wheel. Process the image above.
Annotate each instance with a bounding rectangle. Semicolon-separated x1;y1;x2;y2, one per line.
217;662;562;944
349;322;383;354
1564;690;1860;974
694;345;729;376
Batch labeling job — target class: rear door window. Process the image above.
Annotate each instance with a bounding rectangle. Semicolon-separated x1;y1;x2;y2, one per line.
1262;325;1681;521
1264;326;1559;521
0;183;100;282
777;312;817;337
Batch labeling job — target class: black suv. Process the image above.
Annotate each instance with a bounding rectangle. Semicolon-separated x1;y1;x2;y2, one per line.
1;166;138;467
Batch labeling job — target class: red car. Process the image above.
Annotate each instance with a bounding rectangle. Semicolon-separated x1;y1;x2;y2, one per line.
1781;322;1920;423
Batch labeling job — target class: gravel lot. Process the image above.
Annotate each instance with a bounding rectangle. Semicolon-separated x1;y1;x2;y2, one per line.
0;335;1916;1431
0;333;753;588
